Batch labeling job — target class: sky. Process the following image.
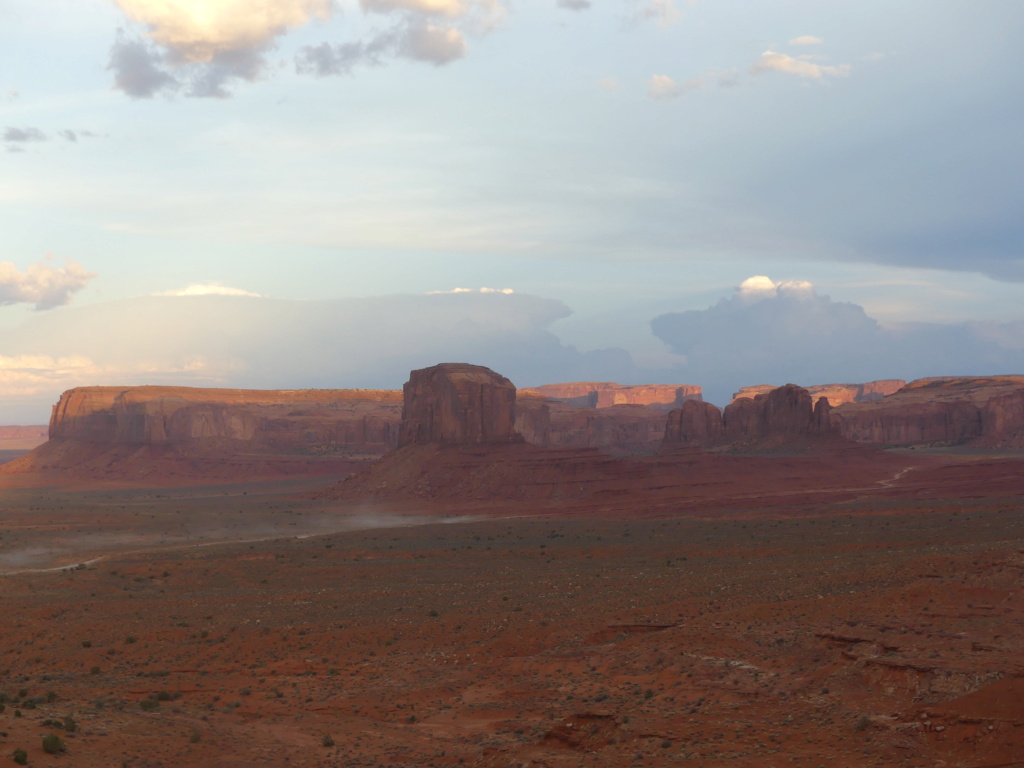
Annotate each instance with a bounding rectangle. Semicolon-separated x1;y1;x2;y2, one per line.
1;0;1023;422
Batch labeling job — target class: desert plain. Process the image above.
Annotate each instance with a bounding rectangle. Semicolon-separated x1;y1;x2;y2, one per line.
1;444;1023;768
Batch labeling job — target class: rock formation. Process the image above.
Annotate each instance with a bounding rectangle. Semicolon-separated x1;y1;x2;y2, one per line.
663;400;724;448
398;363;518;447
515;396;668;455
832;376;1024;447
732;380;905;407
529;382;702;411
664;384;836;451
2;386;404;482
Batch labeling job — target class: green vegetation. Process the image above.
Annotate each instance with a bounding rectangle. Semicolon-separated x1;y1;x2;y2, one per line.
42;733;66;754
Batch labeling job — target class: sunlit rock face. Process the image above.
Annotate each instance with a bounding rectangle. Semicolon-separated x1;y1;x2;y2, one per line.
532;382;702;411
47;385;402;453
398;363;518;447
731;380;905;406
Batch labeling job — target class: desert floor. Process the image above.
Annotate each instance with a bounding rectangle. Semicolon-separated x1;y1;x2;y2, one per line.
0;459;1022;768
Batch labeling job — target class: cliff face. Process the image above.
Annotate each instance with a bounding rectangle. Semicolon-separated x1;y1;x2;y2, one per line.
832;376;1024;447
663;400;724;448
530;382;702;411
47;386;403;455
516;397;668;455
732;380;906;407
664;384;836;451
398;363;518;447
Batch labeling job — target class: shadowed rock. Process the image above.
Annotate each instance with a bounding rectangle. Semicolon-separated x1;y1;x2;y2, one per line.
398;363;518;447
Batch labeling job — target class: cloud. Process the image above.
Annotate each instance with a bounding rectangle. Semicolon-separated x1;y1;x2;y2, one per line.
156;283;263;298
112;0;332;63
650;276;1024;405
557;0;592;10
108;33;180;98
0;260;97;310
398;21;467;64
598;77;620;91
789;35;823;46
634;0;682;27
647;74;700;100
3;126;47;150
108;0;332;97
0;291;636;422
750;50;850;80
361;0;465;16
295;36;394;76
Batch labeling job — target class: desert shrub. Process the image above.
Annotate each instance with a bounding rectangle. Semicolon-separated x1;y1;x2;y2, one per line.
139;699;159;712
189;729;202;743
12;748;27;765
42;733;66;753
156;691;173;702
46;691;58;703
63;715;78;733
90;666;101;675
321;734;335;748
854;715;871;732
81;640;92;648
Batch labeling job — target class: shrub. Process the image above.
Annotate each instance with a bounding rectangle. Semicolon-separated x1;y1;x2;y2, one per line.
12;749;27;765
139;699;159;712
321;734;335;748
42;733;66;754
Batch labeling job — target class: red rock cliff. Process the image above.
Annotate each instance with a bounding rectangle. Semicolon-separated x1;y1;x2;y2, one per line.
398;363;518;447
732;380;905;406
530;382;702;411
47;385;403;454
663;400;724;448
832;376;1024;447
516;397;668;455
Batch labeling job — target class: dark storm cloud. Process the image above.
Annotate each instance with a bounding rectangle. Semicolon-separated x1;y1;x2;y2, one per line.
650;277;1024;404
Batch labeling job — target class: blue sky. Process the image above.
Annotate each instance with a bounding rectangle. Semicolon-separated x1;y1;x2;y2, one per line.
1;0;1023;421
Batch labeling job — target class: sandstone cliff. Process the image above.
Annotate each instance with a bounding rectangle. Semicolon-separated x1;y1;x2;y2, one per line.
515;396;668;455
2;386;404;482
732;380;905;407
832;376;1024;447
530;382;702;411
398;363;518;447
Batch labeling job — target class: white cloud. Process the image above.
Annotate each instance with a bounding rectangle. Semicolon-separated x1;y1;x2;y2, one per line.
788;35;823;46
737;275;815;303
112;0;332;64
156;283;263;297
361;0;465;16
0;260;96;310
750;50;850;80
598;77;620;91
647;74;702;100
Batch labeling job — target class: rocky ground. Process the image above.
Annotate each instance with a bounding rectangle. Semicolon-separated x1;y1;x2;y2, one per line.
0;454;1022;768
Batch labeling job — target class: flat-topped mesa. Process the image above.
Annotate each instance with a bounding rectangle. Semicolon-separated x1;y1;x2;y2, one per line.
731;380;906;407
664;384;835;450
398;363;518;447
47;385;403;453
832;375;1024;447
529;382;702;411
